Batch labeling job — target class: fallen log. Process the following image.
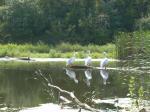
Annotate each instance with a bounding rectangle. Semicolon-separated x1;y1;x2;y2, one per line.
36;70;102;112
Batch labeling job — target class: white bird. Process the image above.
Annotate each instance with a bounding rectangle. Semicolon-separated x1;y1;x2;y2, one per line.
66;52;77;66
100;52;109;69
85;50;92;66
100;69;109;85
84;69;92;87
65;68;78;84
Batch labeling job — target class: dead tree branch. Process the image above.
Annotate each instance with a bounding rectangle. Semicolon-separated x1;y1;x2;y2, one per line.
36;70;102;112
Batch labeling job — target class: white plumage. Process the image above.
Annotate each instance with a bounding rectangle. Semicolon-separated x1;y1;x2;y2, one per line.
66;57;75;66
66;52;77;66
85;56;92;66
100;52;109;69
84;51;92;66
100;57;109;68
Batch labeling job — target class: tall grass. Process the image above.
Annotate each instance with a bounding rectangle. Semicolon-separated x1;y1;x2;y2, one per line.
116;31;150;68
116;31;150;59
0;43;116;58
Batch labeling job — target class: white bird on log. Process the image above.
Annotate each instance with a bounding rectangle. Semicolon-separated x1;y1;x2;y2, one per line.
100;52;109;69
66;52;77;66
85;50;92;66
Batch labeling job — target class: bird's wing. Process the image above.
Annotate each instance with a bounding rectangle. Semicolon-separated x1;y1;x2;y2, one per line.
100;58;108;67
67;57;75;65
100;59;105;67
85;57;92;65
87;57;92;64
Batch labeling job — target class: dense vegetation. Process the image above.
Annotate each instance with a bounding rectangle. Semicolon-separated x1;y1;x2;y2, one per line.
0;43;115;58
116;31;150;59
0;0;149;44
116;31;150;68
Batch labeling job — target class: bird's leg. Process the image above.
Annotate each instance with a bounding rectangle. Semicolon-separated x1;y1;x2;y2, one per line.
78;108;81;112
60;103;64;109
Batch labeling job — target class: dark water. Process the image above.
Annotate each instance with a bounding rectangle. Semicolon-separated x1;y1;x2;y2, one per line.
0;61;149;111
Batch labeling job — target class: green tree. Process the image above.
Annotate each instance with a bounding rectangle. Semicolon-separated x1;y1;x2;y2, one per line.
1;0;149;44
2;0;46;43
103;0;150;32
0;0;5;6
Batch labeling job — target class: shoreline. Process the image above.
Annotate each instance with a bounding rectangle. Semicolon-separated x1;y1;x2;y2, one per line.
0;57;119;62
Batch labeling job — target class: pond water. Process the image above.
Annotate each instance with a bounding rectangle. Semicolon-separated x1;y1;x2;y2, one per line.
0;61;149;111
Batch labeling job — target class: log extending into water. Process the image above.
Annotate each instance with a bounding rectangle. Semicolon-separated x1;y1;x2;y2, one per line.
66;65;111;70
67;65;123;70
36;70;102;112
18;57;31;60
66;65;149;73
66;65;93;69
66;65;122;70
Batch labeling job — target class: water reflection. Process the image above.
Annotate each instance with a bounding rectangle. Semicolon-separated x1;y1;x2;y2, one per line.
84;69;92;87
100;69;109;85
65;68;78;84
0;61;149;111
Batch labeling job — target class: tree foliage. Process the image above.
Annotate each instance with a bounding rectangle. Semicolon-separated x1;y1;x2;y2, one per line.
0;0;149;44
0;0;5;6
103;0;150;32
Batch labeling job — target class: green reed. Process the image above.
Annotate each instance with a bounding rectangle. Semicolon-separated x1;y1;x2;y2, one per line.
116;31;150;60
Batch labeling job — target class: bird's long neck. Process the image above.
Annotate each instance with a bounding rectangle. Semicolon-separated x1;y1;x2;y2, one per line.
88;51;91;57
104;52;107;58
73;52;76;57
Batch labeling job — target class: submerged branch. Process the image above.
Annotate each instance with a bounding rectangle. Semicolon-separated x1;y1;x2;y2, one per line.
36;70;101;112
